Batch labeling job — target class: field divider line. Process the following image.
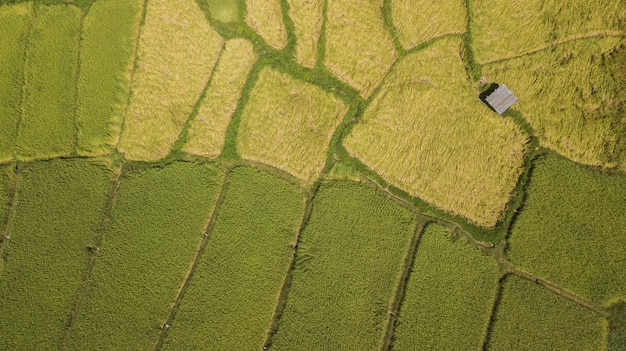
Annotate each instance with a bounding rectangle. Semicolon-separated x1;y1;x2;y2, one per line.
71;11;86;156
114;0;148;151
481;275;505;351
482;30;626;66
59;163;124;350
0;163;22;277
379;219;427;351
153;169;232;351
508;264;610;318
262;186;315;350
381;0;406;56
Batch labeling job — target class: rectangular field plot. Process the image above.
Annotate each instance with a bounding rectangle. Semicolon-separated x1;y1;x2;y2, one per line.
487;275;607;350
118;0;223;161
16;5;82;160
245;0;287;50
75;0;143;156
0;159;112;350
483;37;626;170
270;181;418;350
66;163;224;350
162;166;306;350
507;154;626;306
469;0;626;64
0;3;32;161
392;224;499;350
182;38;258;158
287;0;324;68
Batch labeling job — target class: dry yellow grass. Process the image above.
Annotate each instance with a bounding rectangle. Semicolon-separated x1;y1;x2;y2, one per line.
237;67;347;182
245;0;287;50
325;0;397;98
343;37;528;228
391;0;466;50
483;37;626;171
117;0;224;161
470;0;626;64
287;0;324;68
182;38;258;158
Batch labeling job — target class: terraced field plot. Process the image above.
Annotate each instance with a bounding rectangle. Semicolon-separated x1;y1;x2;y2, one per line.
0;0;624;350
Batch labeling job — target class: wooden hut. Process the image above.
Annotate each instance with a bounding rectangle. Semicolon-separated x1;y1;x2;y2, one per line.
485;85;518;115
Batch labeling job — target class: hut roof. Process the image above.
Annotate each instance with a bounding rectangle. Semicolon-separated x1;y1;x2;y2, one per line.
485;85;518;115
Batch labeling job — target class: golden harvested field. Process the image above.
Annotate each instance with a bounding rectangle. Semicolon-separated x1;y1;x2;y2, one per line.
117;0;224;161
391;0;466;50
183;38;258;158
286;0;324;68
343;37;528;228
483;37;626;171
469;0;626;64
237;67;347;182
245;0;287;50
324;0;397;98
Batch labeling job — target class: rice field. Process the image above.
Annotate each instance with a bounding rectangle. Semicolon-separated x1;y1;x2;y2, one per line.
469;0;626;64
270;181;418;350
207;0;240;23
66;163;224;350
324;0;397;98
0;3;31;162
487;275;608;350
0;165;13;229
483;37;626;171
507;153;626;306
237;67;347;183
16;5;82;160
245;0;287;50
75;0;143;156
162;167;305;350
117;0;224;161
343;36;528;228
182;38;258;158
390;0;467;50
0;159;112;350
391;223;499;350
286;0;324;68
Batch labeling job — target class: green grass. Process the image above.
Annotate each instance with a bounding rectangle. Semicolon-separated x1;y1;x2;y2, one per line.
483;37;626;170
237;66;347;183
66;162;224;350
507;153;626;306
16;4;82;160
0;3;32;161
0;159;112;350
162;166;305;350
469;0;626;64
117;0;224;161
270;181;418;350
343;36;528;228
391;223;499;350
75;0;143;156
487;275;607;350
206;0;240;23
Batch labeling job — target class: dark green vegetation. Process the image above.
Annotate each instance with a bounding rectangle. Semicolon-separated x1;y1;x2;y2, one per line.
508;154;626;306
0;159;112;350
0;3;31;161
0;164;14;230
66;163;224;350
270;182;419;350
162;166;305;350
487;275;607;350
75;0;141;155
16;5;82;160
391;223;499;350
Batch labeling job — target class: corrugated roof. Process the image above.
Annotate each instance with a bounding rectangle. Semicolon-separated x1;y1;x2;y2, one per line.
485;85;518;115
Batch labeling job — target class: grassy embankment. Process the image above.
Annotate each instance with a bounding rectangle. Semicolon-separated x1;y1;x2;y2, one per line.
117;0;223;161
75;0;143;156
161;166;305;350
0;159;112;350
270;181;419;350
66;163;224;350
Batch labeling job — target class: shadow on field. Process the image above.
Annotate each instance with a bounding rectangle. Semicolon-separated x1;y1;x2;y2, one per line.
479;83;500;112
